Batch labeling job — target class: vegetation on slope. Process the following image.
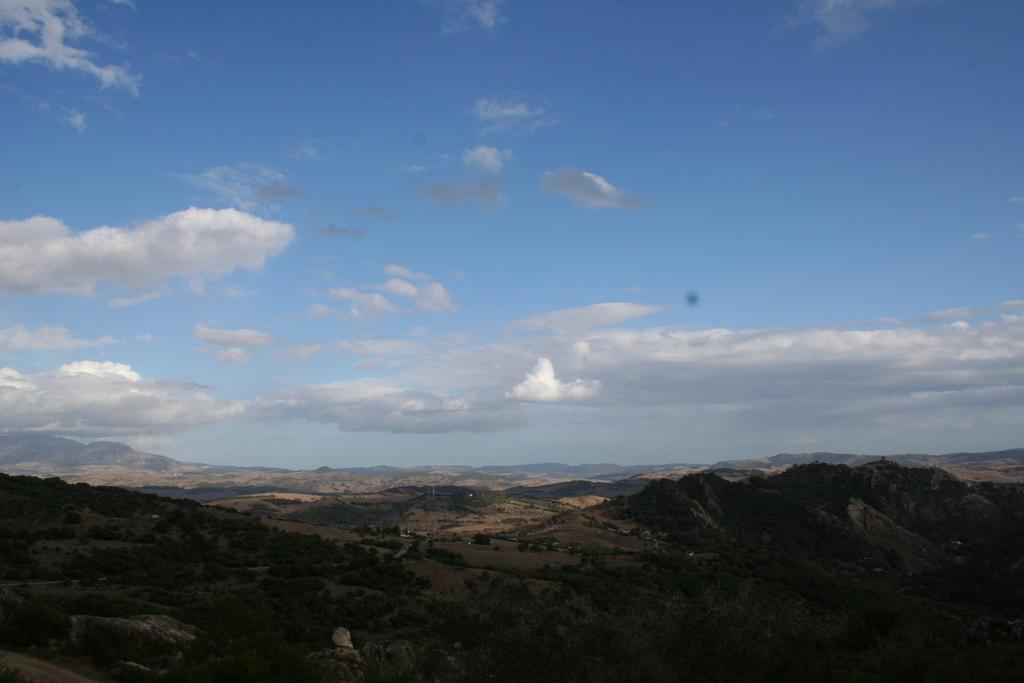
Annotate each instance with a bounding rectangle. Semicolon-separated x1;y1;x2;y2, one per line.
2;463;1023;681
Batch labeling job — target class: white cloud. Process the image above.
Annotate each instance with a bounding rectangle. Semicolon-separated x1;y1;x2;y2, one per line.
380;278;419;298
514;302;665;334
0;325;113;354
325;267;456;318
0;360;244;437
252;379;512;433
463;146;512;173
505;357;600;402
472;97;552;134
379;279;457;312
108;288;165;308
215;347;250;364
921;307;975;323
286;339;425;363
0;0;140;93
194;324;276;348
335;339;426;356
794;0;912;48
59;359;138;381
541;168;638;209
328;288;399;319
1010;196;1024;203
378;304;1024;441
176;164;300;211
397;154;449;175
970;232;989;241
306;303;338;319
383;264;430;281
64;108;86;132
425;0;505;34
0;208;294;295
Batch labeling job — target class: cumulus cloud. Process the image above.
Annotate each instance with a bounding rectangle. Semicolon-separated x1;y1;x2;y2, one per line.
59;360;138;381
252;379;512;433
322;266;456;319
794;0;913;48
0;0;140;93
424;0;505;34
0;360;244;437
379;279;457;312
328;288;399;319
370;304;1024;446
215;347;250;364
194;324;276;348
0;208;294;296
472;97;552;135
505;357;600;402
0;325;113;354
514;302;665;334
541;168;638;209
462;146;512;173
421;179;506;207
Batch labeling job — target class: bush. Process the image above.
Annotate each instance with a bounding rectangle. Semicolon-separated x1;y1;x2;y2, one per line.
0;666;28;683
0;596;71;647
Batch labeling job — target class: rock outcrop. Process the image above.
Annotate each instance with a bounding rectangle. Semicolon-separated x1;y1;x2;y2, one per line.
69;614;198;665
306;626;418;682
307;626;363;682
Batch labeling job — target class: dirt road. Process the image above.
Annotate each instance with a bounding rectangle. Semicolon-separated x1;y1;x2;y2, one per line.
0;651;100;682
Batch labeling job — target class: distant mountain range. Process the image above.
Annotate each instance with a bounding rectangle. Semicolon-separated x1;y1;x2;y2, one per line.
1;433;1022;488
0;434;186;472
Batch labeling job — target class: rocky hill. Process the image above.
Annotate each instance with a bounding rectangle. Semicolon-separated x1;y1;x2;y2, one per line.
710;448;1024;483
624;460;1024;586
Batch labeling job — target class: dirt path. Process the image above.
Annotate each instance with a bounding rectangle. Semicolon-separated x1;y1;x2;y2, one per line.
0;651;100;682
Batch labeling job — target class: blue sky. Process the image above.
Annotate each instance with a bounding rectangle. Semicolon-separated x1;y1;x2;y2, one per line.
1;0;1022;467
